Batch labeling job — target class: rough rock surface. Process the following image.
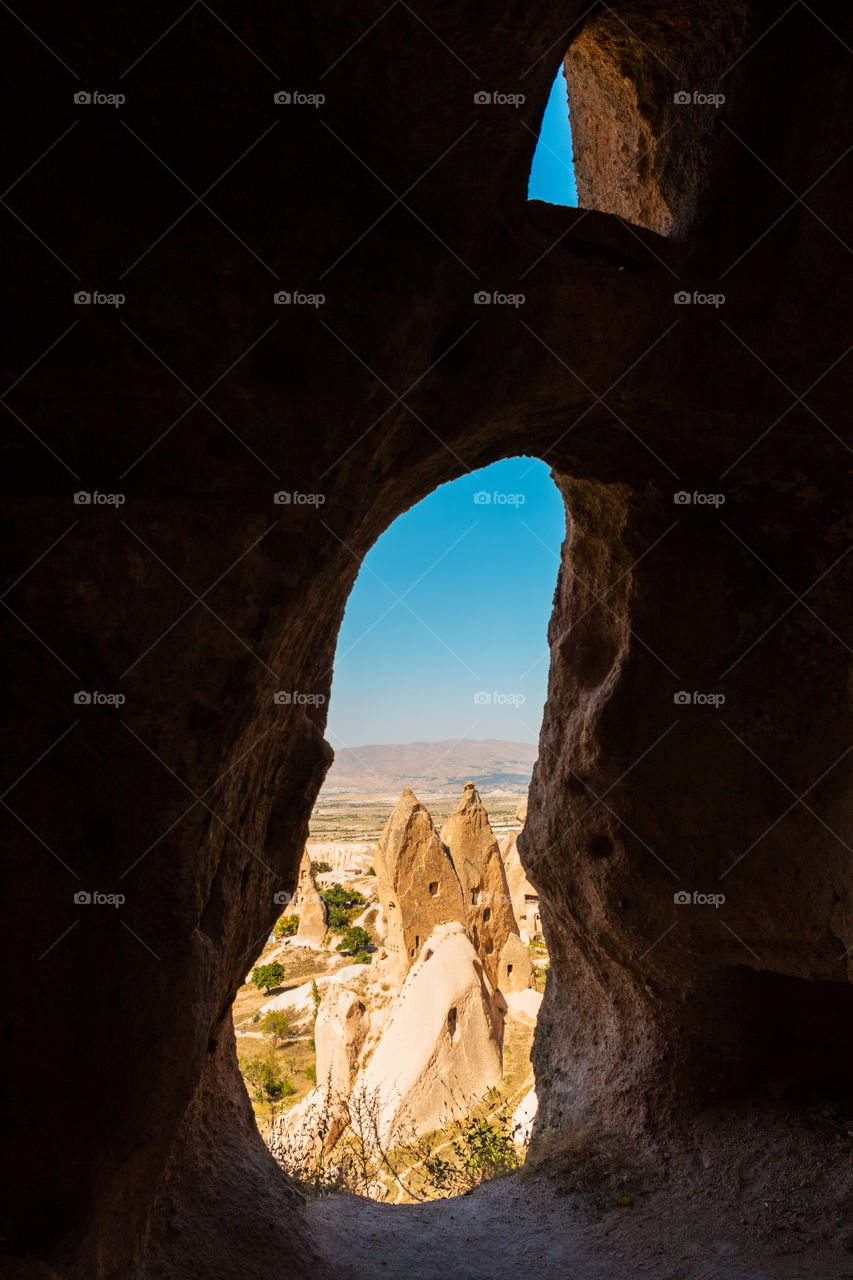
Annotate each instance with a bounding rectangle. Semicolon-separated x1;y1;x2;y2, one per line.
441;783;520;988
358;923;503;1142
274;985;368;1158
316;987;368;1097
373;789;466;977
295;850;328;946
499;796;541;943
5;2;853;1276
497;932;536;993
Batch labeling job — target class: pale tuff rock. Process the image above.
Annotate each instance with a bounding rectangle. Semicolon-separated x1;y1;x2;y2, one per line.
358;922;503;1143
504;988;543;1025
272;787;539;1165
270;985;368;1160
441;781;519;988
373;789;466;978
316;987;368;1094
499;795;541;944
497;932;536;993
294;848;327;946
304;841;375;874
512;1086;538;1148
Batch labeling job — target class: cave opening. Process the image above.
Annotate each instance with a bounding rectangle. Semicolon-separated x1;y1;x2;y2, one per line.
233;456;566;1203
528;66;578;207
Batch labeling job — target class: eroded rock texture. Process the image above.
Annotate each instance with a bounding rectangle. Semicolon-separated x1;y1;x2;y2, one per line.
373;788;466;976
441;782;520;989
294;848;327;945
4;0;853;1276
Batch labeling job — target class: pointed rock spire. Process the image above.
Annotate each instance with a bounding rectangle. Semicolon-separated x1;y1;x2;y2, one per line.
441;781;519;988
374;788;466;977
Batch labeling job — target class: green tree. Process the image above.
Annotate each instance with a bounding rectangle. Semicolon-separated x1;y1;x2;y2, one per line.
273;914;299;939
311;979;321;1019
251;962;285;993
239;1048;285;1102
261;1010;293;1046
320;882;367;932
336;925;371;957
310;860;332;874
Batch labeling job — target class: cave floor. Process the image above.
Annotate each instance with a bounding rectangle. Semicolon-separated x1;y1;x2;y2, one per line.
306;1174;852;1279
306;1102;853;1280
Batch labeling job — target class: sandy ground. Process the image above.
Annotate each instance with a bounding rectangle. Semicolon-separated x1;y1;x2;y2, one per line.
306;1100;853;1280
306;1173;853;1280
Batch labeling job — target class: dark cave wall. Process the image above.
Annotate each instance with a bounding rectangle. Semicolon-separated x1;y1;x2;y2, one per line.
2;1;852;1276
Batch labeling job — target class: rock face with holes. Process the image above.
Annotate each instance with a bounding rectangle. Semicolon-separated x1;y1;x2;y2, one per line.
497;931;536;993
294;849;328;946
274;787;530;1158
441;782;521;989
358;922;504;1143
373;788;467;977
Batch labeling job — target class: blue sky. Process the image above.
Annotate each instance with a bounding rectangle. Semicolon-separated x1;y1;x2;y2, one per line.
326;459;567;747
528;68;578;206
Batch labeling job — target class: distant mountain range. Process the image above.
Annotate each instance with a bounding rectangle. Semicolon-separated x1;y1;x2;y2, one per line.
322;739;537;796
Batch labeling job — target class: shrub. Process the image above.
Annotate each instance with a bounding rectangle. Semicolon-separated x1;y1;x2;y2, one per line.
239;1049;285;1102
335;925;371;957
310;860;332;875
367;866;376;876
320;883;367;933
260;1010;293;1045
304;1064;317;1083
273;914;299;938
270;1081;519;1202
252;962;285;993
311;979;321;1018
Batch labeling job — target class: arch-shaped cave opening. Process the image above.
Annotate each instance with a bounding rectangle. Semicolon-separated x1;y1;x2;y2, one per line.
231;456;566;1203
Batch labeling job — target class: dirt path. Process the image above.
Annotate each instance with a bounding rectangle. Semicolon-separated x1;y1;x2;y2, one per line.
306;1171;852;1280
